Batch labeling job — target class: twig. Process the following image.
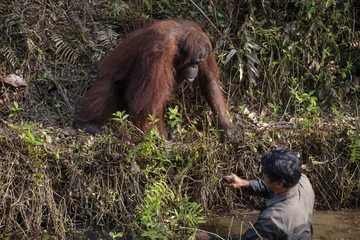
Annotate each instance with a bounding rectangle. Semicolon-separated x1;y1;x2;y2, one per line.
189;0;223;37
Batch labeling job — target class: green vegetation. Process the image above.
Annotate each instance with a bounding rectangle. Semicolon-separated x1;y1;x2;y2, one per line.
136;179;204;239
0;0;359;238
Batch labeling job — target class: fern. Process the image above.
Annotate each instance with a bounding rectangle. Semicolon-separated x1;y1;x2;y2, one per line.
0;46;19;67
137;179;204;239
0;4;21;69
52;34;80;65
91;28;119;62
350;136;360;163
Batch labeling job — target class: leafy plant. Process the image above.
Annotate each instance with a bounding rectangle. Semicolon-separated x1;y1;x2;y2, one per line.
125;116;170;179
167;106;182;128
9;123;44;147
289;89;321;128
167;105;185;138
291;89;320;116
350;135;360;164
109;231;124;239
9;123;47;195
291;0;337;20
11;101;23;114
112;110;129;124
136;179;205;240
268;102;281;115
147;114;159;125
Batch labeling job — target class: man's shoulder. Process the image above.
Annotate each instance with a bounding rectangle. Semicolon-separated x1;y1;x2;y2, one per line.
300;173;310;182
298;174;315;194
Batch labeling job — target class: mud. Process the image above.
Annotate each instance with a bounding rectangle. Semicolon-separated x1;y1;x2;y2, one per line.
201;210;360;239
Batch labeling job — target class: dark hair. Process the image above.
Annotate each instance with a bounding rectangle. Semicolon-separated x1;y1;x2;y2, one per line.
261;150;301;188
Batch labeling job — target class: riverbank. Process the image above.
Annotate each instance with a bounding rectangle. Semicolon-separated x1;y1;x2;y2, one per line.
201;210;360;239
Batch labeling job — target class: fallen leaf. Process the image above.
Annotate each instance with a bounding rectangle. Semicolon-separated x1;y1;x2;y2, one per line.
2;74;28;87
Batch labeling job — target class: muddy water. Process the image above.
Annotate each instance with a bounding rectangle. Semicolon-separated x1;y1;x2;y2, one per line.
201;210;360;239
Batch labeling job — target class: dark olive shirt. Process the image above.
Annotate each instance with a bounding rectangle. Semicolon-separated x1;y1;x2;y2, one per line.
242;174;315;240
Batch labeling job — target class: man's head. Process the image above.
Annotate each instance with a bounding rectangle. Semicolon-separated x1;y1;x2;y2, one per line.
261;150;302;189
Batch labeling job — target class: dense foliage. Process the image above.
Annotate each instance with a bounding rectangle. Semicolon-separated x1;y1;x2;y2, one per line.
0;0;359;239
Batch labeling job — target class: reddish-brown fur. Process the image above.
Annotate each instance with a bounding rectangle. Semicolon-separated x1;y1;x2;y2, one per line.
74;19;234;137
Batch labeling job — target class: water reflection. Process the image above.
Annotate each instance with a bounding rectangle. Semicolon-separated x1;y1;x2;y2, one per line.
200;210;360;239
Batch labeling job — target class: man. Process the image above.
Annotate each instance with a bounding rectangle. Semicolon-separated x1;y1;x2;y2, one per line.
196;150;315;240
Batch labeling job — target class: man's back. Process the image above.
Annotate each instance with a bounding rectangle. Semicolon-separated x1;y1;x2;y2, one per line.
243;174;315;239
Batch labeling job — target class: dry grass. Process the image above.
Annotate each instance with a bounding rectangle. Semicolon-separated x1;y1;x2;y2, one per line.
0;0;359;238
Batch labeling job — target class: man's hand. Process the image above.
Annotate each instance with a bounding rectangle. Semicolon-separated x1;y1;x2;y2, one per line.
224;173;249;189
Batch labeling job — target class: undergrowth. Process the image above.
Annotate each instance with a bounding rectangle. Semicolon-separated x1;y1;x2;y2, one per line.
0;0;359;239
